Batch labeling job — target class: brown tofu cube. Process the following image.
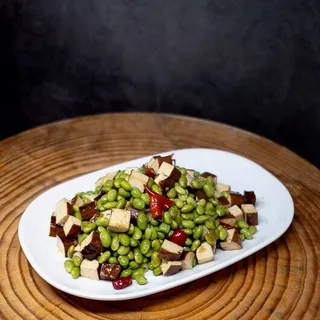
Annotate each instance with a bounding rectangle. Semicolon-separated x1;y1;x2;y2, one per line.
158;240;183;261
80;231;103;260
99;263;121;280
161;261;182;276
228;192;244;206
228;205;245;221
49;216;57;237
63;216;81;238
241;204;258;225
80;202;99;221
219;214;237;227
244;191;257;205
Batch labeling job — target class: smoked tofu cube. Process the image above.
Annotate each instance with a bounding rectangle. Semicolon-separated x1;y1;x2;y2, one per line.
219;214;237;227
57;235;76;257
80;231;103;260
228;192;244;206
214;183;231;198
95;170;119;188
196;242;214;264
71;195;84;207
49;216;56;237
80;202;99;221
63;216;81;238
228;205;245;221
108;209;131;233
161;261;182;276
99;263;121;280
55;198;73;226
146;155;173;174
158;239;183;261
241;204;258;225
128;171;149;192
181;251;195;270
80;259;100;280
157;162;175;176
220;228;242;250
154;173;168;185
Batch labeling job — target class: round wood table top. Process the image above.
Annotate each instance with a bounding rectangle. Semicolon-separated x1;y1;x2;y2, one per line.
1;113;319;320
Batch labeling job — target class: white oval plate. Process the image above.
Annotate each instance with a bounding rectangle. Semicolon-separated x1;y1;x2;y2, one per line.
18;148;294;301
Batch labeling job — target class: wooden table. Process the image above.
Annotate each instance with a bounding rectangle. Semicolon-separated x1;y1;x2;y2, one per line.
1;113;319;320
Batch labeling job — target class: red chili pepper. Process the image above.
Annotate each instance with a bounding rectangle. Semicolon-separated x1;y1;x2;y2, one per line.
145;186;174;219
169;228;188;246
112;276;132;290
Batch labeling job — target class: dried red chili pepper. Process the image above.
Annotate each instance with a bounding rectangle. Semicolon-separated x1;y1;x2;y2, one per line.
145;186;173;219
112;276;132;290
144;167;156;179
169;228;188;246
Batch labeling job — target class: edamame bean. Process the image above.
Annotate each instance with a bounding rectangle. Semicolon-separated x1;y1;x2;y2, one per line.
167;188;176;198
183;228;193;235
219;228;228;241
216;205;227;217
237;220;249;229
197;199;207;207
132;226;143;240
83;222;96;234
120;268;132;277
150;227;158;241
191;240;201;251
127;223;135;236
130;238;139;247
140;239;151;255
163;211;172;224
137;212;148;230
182;220;195;229
248;225;257;235
181;213;195;220
67;245;75;259
158;231;165;240
129;261;140;269
131;187;142;198
179;194;188;201
133;198;145;210
144;227;152;240
196;205;205;215
104;201;118;209
71;267;80;279
168;206;177;219
205;219;215;230
132;268;145;280
151;184;162;195
78;233;87;245
120;180;132;191
136;275;147;285
118;188;131;198
96;216;109;227
185;238;192;246
159;222;170;234
193;226;203;239
151;252;161;268
141;193;150;205
240;228;253;239
98;251;111;264
205;202;214;213
64;260;74;274
194;215;209;224
187;197;197;207
74;210;82;221
191;180;202;189
148;262;154;270
107;189;118;202
147;178;154;189
118;245;130;256
150;218;159;226
108;257;118;264
153;266;162;276
118;256;130;267
151;239;161;251
209;198;219;206
116;198;126;209
175;184;186;195
175;199;184;208
168;230;174;238
103;179;114;191
72;252;83;267
179;175;187;188
134;248;144;264
221;191;229;198
171;220;178;229
181;204;194;213
203;184;215;198
114;178;123;188
239;234;245;241
111;235;120;251
100;230;112;248
119;234;130;246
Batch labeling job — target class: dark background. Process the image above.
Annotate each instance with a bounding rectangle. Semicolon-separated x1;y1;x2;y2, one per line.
1;0;319;167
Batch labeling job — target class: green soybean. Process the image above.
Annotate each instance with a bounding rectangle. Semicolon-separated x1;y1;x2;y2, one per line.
193;226;203;240
159;222;170;234
175;199;184;208
205;202;214;213
151;239;161;251
157;231;165;240
185;238;193;246
153;266;162;276
167;188;176;198
120;180;132;191
141;193;150;205
118;255;130;267
194;215;209;224
240;228;253;240
147;178;154;189
238;220;249;229
67;245;75;259
151;252;161;268
203;184;215;198
150;227;158;241
71;267;80;279
196;205;205;215
100;230;112;248
151;184;162;195
128;250;134;260
133;198;145;210
64;260;74;274
134;249;144;264
74;210;82;221
171;220;178;229
181;204;194;213
197;199;206;207
175;184;186;195
132;226;143;240
205;219;216;230
127;223;135;236
129;261;140;269
216;205;227;217
111;235;120;251
114;178;123;189
108;257;118;264
96;216;109;227
219;228;228;241
191;240;201;252
118;188;131;198
131;187;142;198
182;220;195;229
119;234;130;246
163;211;172;224
248;225;257;235
140;239;151;255
179;194;188;201
144;227;152;240
150;218;159;226
136;275;147;285
104;201;118;209
205;231;216;245
107;189;118;202
130;238;139;247
209;198;219;206
132;268;145;280
137;212;148;230
120;268;132;277
116;198;126;209
178;175;188;188
98;251;111;264
73;253;83;267
183;228;193;235
78;233;87;245
118;245;130;256
191;180;202;189
239;234;245;241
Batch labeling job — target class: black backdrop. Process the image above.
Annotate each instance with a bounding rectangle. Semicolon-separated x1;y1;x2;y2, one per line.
1;1;320;167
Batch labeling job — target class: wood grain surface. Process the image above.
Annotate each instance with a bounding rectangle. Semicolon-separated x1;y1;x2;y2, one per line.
0;113;319;320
